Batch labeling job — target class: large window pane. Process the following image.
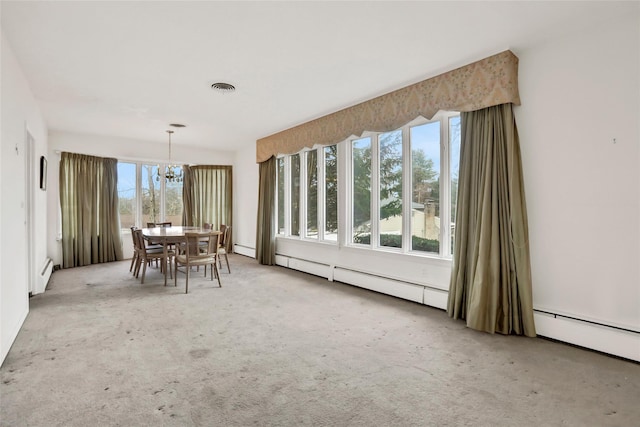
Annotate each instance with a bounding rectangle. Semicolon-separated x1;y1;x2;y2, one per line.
306;150;318;238
142;164;161;225
352;137;371;244
324;145;338;241
290;154;300;236
277;157;285;234
379;130;403;248
450;116;461;255
117;162;137;230
165;166;183;226
411;122;440;253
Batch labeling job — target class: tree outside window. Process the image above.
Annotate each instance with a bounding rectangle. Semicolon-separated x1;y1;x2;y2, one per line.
352;137;371;243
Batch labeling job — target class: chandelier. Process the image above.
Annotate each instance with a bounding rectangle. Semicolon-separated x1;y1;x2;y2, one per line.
156;129;183;182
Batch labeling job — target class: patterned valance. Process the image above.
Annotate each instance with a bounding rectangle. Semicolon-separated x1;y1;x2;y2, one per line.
256;50;520;163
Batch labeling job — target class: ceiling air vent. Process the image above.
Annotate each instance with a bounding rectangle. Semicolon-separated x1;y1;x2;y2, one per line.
211;82;236;93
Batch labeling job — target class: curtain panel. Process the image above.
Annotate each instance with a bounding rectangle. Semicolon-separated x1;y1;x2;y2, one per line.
59;152;123;268
256;50;520;163
255;156;276;265
182;165;233;236
447;104;536;337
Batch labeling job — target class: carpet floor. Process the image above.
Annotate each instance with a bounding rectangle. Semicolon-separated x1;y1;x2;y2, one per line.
1;254;638;426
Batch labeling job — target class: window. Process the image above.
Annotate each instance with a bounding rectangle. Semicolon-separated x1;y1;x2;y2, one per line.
142;164;161;225
379;130;403;248
275;145;338;241
449;116;461;254
277;157;285;235
290;154;300;237
117;162;137;230
410;122;440;253
117;161;184;229
165;166;183;226
352;137;371;244
324;145;338;241
306;150;318;238
274;112;458;258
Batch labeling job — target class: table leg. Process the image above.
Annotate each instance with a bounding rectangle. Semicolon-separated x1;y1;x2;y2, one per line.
163;239;168;287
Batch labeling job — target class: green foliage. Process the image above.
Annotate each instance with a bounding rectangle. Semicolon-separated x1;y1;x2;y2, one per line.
306;150;318;232
290;154;300;235
325;145;338;233
379;131;403;220
354;233;439;252
411;149;438;206
119;164;183;225
352;139;372;227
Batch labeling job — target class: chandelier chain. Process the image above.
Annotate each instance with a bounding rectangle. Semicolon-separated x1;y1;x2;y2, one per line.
156;129;183;182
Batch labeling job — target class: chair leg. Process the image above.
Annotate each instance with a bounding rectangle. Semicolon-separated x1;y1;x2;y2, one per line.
185;265;190;294
129;253;137;272
134;256;142;278
174;261;178;287
214;262;221;287
224;254;230;273
140;261;147;284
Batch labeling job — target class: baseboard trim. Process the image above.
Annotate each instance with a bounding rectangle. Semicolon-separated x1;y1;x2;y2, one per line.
233;245;255;258
273;253;639;362
534;312;639;362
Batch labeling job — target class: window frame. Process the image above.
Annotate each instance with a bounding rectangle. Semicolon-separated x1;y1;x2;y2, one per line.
275;111;459;260
116;160;184;230
276;146;339;244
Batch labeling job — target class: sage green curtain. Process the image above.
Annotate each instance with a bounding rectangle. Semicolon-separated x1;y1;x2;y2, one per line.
447;104;536;337
59;152;123;268
256;156;276;265
181;165;195;226
182;165;232;232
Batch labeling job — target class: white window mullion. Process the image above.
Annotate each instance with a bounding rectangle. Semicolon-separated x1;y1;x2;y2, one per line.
284;156;291;236
318;148;326;240
338;141;348;248
344;141;354;246
300;151;308;239
159;164;166;222
441;115;452;257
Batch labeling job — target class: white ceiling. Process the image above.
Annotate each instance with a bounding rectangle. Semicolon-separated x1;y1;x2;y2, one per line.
1;1;632;153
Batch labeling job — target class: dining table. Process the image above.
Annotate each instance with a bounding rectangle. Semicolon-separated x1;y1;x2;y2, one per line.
141;226;221;285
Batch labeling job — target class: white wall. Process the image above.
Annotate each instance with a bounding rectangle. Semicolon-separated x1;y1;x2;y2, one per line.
236;12;640;360
1;32;49;365
47;130;235;266
516;13;639;332
233;145;258;255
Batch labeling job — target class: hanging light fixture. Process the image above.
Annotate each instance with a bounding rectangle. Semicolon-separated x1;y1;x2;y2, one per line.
156;129;183;182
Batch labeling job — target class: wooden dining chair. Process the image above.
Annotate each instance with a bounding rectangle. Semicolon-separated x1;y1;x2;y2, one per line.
175;231;221;293
199;223;215;253
146;222;172;264
133;229;174;285
130;226;140;273
218;224;231;273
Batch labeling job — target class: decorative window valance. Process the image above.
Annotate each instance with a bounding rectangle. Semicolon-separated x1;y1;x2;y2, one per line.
256;50;520;163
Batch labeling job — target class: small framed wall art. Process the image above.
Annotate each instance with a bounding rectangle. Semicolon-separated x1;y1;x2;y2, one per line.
40;155;47;190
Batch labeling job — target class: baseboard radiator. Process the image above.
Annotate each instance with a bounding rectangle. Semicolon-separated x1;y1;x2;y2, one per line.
233;244;256;258
37;257;54;294
275;253;639;362
275;255;448;310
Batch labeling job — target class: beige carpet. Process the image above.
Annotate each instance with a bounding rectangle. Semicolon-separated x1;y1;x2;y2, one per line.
1;255;638;426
